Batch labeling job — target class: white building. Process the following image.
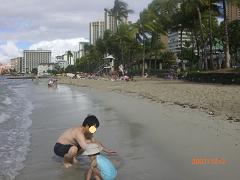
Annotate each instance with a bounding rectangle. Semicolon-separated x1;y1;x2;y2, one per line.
23;50;51;73
104;9;116;32
89;9;129;45
37;63;55;76
62;51;74;66
72;51;80;64
89;21;105;45
58;60;68;70
56;55;67;70
79;41;89;57
104;9;127;32
11;57;23;73
168;30;191;54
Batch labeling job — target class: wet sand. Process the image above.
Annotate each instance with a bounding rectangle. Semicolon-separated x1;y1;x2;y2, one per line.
58;77;240;120
16;80;240;180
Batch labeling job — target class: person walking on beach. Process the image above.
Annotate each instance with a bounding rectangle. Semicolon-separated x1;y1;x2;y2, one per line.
83;143;117;180
53;115;116;168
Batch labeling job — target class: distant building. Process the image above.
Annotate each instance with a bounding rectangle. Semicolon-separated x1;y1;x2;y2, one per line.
56;55;63;62
89;21;105;45
61;51;75;66
55;55;67;70
10;57;23;73
89;9;129;45
23;50;51;74
168;30;191;54
37;63;56;76
79;41;89;57
72;51;80;64
57;60;68;70
62;53;68;64
104;9;116;32
104;9;127;32
0;64;11;75
227;2;240;22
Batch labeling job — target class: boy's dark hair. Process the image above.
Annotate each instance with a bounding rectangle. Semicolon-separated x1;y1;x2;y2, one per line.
82;115;100;128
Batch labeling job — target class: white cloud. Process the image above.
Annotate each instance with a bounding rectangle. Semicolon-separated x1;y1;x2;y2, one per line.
0;0;152;42
29;37;89;61
0;41;22;64
0;38;89;64
0;0;152;63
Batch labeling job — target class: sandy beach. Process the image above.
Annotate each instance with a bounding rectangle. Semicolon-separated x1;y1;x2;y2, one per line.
58;77;240;120
12;78;240;180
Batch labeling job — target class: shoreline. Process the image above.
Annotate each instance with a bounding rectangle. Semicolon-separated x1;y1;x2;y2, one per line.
57;77;240;122
15;79;240;180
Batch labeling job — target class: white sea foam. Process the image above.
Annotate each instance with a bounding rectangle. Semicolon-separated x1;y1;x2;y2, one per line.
2;97;12;105
0;82;34;180
0;112;10;124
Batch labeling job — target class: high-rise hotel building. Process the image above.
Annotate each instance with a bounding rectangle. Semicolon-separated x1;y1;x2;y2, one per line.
227;2;240;22
104;9;127;32
168;30;191;53
89;9;129;45
104;9;116;32
89;21;105;45
22;50;51;73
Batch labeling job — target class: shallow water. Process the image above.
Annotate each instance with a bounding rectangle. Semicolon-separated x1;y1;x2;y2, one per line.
11;80;160;179
2;78;238;180
0;78;33;180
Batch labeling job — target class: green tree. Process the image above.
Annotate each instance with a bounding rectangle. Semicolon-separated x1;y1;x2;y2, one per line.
160;51;176;69
67;50;73;65
109;0;134;31
65;65;76;73
31;68;38;75
228;20;240;65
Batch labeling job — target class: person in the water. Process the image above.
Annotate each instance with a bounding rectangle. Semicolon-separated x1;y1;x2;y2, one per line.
83;143;117;180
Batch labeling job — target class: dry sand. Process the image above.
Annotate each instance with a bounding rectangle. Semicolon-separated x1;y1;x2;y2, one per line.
58;77;240;121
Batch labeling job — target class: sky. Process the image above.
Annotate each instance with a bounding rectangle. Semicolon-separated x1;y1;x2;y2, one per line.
0;0;152;64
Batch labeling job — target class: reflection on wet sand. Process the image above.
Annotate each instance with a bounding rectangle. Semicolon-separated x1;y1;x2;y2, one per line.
16;81;240;180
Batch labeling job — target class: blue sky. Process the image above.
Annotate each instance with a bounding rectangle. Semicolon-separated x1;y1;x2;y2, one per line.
0;0;152;64
16;42;32;50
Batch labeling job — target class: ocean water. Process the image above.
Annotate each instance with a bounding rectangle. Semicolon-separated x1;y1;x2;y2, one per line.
0;77;33;180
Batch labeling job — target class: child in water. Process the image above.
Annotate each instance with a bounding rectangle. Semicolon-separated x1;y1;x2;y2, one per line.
83;143;117;180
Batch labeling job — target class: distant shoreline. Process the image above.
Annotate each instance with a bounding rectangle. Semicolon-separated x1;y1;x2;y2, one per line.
57;76;240;122
5;76;51;79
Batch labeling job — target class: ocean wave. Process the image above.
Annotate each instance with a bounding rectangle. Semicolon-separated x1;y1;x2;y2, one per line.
2;97;12;105
0;81;34;180
0;113;10;124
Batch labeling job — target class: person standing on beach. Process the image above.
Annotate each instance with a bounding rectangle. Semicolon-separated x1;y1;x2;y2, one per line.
54;115;116;168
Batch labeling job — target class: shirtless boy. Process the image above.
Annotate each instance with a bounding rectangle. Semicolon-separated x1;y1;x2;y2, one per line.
54;115;116;168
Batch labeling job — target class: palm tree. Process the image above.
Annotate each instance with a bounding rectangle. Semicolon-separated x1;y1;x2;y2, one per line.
183;0;210;70
222;0;231;68
208;0;220;69
110;0;134;31
67;50;73;65
228;19;240;65
169;3;193;60
134;10;152;76
114;23;139;66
